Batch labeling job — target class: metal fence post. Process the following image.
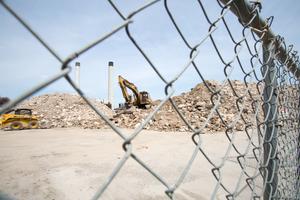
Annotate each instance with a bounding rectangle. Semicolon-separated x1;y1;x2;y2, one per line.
297;103;300;198
262;41;279;200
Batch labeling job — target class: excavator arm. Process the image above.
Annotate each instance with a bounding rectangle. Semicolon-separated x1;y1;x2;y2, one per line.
118;75;141;106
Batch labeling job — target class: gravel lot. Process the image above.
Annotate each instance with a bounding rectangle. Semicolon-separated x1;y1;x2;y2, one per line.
0;128;261;200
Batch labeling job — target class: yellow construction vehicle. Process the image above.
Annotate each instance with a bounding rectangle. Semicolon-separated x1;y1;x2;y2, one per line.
0;108;39;130
118;75;152;109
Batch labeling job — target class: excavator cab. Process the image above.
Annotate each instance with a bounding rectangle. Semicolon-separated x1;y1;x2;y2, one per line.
139;91;151;108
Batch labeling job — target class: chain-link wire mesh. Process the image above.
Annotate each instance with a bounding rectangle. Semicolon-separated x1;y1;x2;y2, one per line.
1;0;300;199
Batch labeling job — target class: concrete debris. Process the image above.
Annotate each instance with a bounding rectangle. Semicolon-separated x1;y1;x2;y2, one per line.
17;81;263;133
18;93;114;129
113;80;262;133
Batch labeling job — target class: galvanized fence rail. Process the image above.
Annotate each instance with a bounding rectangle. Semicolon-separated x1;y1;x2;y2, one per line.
1;0;300;199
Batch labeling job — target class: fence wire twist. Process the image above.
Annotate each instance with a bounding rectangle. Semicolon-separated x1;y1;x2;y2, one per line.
1;0;300;199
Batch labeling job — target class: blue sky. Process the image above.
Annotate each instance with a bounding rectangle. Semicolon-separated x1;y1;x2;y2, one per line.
1;0;300;107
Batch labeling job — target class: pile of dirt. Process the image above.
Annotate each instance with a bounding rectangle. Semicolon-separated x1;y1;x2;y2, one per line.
18;94;114;129
16;80;262;132
113;80;262;133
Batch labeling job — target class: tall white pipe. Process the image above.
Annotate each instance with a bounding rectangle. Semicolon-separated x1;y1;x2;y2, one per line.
75;62;80;88
108;61;114;108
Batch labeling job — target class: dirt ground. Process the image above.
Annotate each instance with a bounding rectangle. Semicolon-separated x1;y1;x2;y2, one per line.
0;128;262;200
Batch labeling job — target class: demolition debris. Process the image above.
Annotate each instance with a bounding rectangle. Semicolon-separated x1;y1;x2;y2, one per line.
18;94;114;129
113;80;262;133
17;81;262;132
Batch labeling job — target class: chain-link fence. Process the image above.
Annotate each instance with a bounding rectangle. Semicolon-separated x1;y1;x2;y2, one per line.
1;0;300;199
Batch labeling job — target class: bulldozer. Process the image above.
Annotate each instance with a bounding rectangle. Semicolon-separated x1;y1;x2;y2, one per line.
0;108;39;130
118;75;152;109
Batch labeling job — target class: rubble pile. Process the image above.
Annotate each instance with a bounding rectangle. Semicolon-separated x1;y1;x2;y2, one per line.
16;80;262;132
113;80;262;132
18;94;114;129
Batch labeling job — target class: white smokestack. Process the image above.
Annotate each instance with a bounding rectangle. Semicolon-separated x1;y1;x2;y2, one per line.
108;61;114;108
75;62;80;89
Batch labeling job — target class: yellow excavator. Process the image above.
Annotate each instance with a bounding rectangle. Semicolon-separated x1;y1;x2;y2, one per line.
118;75;152;109
0;108;39;130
